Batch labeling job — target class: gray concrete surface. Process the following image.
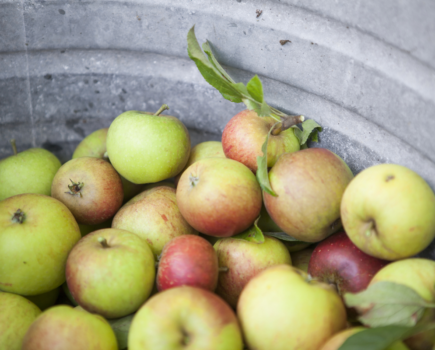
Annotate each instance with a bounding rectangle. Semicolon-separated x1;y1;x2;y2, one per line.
0;0;434;258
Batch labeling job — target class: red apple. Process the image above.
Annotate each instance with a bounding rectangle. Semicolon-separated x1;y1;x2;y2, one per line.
176;157;262;237
157;235;219;292
214;235;291;308
222;109;300;172
51;157;123;225
308;231;389;296
264;148;354;242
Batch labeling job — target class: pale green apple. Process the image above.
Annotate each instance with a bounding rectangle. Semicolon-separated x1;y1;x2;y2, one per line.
112;185;197;258
0;194;81;295
21;305;118;350
25;287;60;311
214;235;291;308
0;292;41;350
341;164;435;260
320;327;409;350
237;265;347;350
174;141;225;186
128;286;244;350
369;258;435;350
66;228;155;319
106;105;191;184
72;128;144;202
0;141;61;201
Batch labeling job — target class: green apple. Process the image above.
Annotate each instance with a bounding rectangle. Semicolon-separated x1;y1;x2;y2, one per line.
25;287;60;311
106;105;191;184
112;185;197;258
72;128;144;202
369;258;435;349
341;164;435;260
214;235;291;308
176;157;262;237
0;140;61;201
21;305;118;350
0;194;81;295
222;109;300;172
264;148;354;242
0;292;41;350
174;141;225;186
128;286;243;350
320;327;409;350
66;228;155;319
237;265;347;350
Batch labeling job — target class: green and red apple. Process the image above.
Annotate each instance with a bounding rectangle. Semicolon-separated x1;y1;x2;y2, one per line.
66;228;155;319
128;286;244;350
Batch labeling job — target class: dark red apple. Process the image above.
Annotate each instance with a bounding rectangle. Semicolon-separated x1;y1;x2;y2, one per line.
156;235;219;292
51;157;123;225
308;231;389;295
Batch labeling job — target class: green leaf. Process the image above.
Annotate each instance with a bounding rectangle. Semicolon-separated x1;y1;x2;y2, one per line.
299;119;322;146
246;75;264;103
259;100;272;117
256;124;278;196
344;281;433;327
108;313;135;350
202;41;236;83
232;217;265;243
187;26;243;103
263;231;309;242
338;323;435;350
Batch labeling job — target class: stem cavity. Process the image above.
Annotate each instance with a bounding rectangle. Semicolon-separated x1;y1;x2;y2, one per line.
154;104;169;116
11;209;25;224
10;139;17;156
65;179;84;198
98;237;110;248
271;115;305;135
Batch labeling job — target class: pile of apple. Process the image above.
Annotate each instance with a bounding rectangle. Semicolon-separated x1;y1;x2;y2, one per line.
1;28;435;350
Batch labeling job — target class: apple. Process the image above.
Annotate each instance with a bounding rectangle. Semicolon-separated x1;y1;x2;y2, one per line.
51;157;124;225
112;184;197;258
0;292;41;350
222;109;300;172
341;164;435;260
264;148;354;242
174;141;225;186
106;105;191;184
128;286;244;350
21;305;118;350
237;264;347;350
66;228;155;319
214;235;291;308
308;231;388;296
0;140;61;201
369;258;435;350
0;194;81;295
72;128;144;202
176;157;262;237
291;246;315;272
25;287;60;311
319;327;409;350
157;235;219;292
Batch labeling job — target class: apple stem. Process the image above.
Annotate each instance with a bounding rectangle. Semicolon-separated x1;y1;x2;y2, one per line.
11;209;25;224
154;104;169;116
219;267;229;272
271;115;305;135
98;237;110;248
10;139;17;155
